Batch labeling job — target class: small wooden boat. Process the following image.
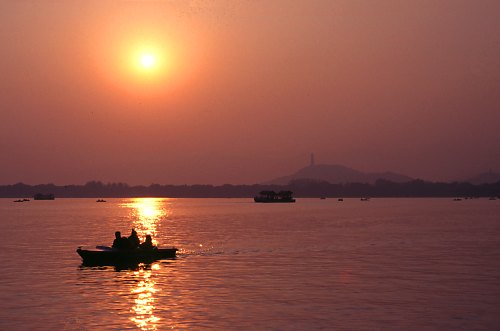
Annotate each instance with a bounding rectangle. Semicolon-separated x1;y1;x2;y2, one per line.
76;246;178;266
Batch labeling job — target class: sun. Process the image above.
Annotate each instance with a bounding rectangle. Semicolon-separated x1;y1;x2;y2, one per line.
140;53;156;69
106;39;179;90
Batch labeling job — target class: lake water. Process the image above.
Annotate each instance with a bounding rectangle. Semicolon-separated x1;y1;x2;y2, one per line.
0;198;499;330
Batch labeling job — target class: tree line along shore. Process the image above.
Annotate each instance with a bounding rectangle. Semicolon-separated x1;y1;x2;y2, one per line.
1;179;499;198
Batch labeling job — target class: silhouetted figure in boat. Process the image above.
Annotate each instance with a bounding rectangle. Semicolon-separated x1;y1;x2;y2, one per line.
128;228;140;248
112;231;122;248
140;234;154;250
112;231;133;250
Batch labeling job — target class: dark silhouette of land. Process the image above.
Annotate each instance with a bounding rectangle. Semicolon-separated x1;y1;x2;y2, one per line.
465;171;500;185
1;179;499;198
263;164;413;185
264;163;500;186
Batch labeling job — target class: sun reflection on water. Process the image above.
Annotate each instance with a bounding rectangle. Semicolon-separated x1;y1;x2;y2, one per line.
122;198;170;246
130;264;161;330
120;198;171;330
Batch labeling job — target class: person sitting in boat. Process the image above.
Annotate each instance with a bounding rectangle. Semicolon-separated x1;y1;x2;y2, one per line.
128;228;140;248
112;231;133;250
140;234;154;250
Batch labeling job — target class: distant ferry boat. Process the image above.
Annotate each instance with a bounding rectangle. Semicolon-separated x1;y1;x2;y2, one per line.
254;190;296;203
34;193;55;200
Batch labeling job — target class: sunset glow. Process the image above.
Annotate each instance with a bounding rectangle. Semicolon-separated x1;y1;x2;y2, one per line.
1;1;499;185
2;2;500;329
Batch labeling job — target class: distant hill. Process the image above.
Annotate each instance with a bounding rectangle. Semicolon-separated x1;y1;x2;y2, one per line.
464;172;500;185
263;164;413;185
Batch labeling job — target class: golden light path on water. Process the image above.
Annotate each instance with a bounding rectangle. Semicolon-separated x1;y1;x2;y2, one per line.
131;264;161;330
120;198;171;330
123;198;171;245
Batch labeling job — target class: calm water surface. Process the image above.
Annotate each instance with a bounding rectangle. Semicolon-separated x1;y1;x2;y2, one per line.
0;198;499;330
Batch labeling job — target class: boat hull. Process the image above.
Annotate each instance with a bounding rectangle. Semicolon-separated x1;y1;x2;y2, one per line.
77;247;177;266
34;193;55;200
254;197;296;203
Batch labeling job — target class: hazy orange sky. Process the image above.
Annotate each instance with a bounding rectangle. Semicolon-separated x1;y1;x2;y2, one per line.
1;0;499;185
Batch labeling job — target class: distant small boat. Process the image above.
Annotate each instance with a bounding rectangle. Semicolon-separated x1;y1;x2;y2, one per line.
23;199;30;202
34;193;55;200
254;190;296;203
453;198;462;201
320;197;326;200
360;197;370;201
338;198;344;202
96;199;106;202
13;199;24;203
